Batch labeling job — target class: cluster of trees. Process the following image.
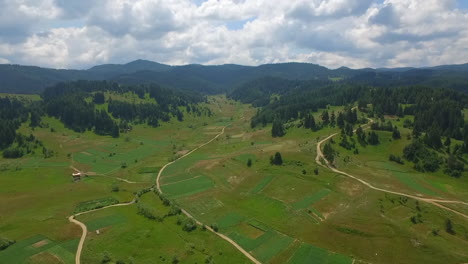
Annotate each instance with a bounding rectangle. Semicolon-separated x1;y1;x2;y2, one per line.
2;133;48;159
41;81;208;136
402;138;464;177
0;237;15;251
0;97;29;151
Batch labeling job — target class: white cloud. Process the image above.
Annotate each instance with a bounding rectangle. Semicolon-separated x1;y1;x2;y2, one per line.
0;0;466;69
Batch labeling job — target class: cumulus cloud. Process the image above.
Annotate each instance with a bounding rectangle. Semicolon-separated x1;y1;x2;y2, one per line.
0;0;466;69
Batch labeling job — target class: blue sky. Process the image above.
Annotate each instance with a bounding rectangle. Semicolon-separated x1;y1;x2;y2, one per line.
0;0;467;69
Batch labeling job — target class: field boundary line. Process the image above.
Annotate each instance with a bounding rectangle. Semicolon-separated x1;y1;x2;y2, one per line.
156;126;262;264
315;121;468;220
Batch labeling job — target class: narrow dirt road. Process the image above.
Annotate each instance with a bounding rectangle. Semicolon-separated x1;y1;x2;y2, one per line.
156;127;262;264
68;200;135;264
315;130;468;219
69;126;260;264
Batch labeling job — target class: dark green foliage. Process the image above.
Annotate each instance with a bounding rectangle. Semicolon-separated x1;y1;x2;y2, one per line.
368;131;380;145
271;119;285;137
303;114;317;131
270;152;283;165
403;139;442;172
101;253;112;263
182;218;197;232
2;147;24;159
210;224;219;232
247;158;252;167
392;126;401;139
444;154;464;178
2;133;44;159
0;237;15;251
93;92;105;104
321;110;330;125
389;154;404;164
323;143;335;163
137;204;163;222
41;80;205;135
445;219;455;235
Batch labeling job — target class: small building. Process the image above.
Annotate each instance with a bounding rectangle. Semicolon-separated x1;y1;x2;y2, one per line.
72;172;83;182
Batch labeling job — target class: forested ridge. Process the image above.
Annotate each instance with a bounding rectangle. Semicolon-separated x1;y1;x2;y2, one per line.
0;80;209;158
1;60;468;94
230;77;468;178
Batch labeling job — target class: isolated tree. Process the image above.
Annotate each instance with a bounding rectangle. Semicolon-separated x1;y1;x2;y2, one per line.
330;111;336;127
337;112;345;129
445;219;455;235
392;126;401;139
323;143;335;163
270;152;283;165
368;131;380;145
321;110;330;125
247;158;252;167
272;119;285;137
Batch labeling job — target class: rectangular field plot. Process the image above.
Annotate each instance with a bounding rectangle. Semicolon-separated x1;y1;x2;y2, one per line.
252;232;294;263
288;243;352;264
85;214;127;231
393;172;438;196
251;175;275;194
217;212;245;229
74;142;166;174
161;175;214;198
0;235;76;264
292;189;331;210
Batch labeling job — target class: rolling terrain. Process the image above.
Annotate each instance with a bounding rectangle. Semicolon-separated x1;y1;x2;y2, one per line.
0;61;467;264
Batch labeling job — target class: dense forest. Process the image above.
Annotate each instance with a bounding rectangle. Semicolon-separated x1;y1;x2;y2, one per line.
0;80;209;158
1;60;468;94
230;78;468;178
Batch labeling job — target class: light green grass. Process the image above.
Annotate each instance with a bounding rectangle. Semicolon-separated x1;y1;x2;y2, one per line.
251;175;275;194
216;212;245;229
393;172;438;196
288;243;352;264
161;175;214;198
292;189;331;210
252;232;294;262
85;214;127;231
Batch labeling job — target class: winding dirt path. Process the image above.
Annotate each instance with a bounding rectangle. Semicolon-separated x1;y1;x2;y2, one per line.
156;127;262;264
69;126;260;264
315;130;468;219
68;200;135;264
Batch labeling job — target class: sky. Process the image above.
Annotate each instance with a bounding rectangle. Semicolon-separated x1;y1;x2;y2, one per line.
0;0;467;69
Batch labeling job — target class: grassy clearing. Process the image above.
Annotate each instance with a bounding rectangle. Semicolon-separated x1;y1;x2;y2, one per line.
161;175;214;198
77;202;250;263
216;212;245;229
393;172;438;196
292;189;331;210
252;232;294;262
85;214;127;232
250;175;275;194
288;243;352;264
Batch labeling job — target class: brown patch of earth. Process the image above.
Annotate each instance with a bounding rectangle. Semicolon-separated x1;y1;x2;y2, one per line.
32;239;50;248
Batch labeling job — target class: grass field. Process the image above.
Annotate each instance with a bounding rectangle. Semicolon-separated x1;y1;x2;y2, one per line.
1;97;467;264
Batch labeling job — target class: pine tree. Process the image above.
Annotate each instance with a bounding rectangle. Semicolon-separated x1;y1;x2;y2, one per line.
337;112;345;129
392;126;401;139
321;111;329;126
272;119;286;137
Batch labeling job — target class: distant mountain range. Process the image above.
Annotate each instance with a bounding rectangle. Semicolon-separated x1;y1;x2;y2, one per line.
1;59;467;94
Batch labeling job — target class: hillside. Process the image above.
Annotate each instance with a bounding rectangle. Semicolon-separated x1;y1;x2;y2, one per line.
1;60;468;94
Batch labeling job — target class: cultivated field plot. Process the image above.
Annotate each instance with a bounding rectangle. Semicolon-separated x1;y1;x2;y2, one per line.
0;235;77;264
76;198;251;264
